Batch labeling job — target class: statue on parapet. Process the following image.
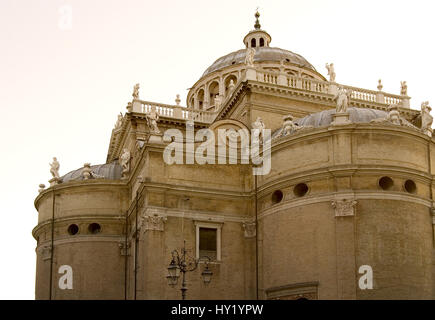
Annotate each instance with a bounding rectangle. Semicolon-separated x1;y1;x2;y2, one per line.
114;112;123;130
386;105;401;125
132;83;140;99
400;81;407;96
50;157;60;179
81;163;105;180
146;108;160;134
371;104;416;129
333;86;352;113
421;101;433;137
377;79;383;91
245;48;256;67
252;116;265;142
282;115;300;135
325;63;336;82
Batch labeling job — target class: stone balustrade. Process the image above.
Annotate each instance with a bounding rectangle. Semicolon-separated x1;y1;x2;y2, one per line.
129;69;411;124
131;100;216;123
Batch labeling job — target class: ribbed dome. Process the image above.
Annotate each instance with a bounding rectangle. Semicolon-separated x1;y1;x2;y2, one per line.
296;108;387;127
272;108;388;139
61;162;122;182
202;47;316;77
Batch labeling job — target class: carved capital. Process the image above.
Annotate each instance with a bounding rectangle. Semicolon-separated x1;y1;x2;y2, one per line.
140;214;167;232
242;221;256;238
40;245;52;261
118;241;130;256
332;199;357;217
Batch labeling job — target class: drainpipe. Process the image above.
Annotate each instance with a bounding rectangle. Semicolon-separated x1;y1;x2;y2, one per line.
124;209;128;300
134;190;138;300
427;140;434;246
49;188;55;300
255;174;259;300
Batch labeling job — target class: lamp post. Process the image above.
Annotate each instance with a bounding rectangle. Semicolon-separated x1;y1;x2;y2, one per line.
166;240;213;300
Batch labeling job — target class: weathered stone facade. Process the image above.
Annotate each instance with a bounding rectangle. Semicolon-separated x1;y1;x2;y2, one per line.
33;14;434;300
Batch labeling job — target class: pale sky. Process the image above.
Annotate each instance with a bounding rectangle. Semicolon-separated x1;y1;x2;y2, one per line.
1;0;434;299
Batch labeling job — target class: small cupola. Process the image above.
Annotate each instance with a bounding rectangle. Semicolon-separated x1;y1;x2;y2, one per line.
243;10;272;49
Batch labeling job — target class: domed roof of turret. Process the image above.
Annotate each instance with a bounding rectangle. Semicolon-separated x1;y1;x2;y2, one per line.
202;47;316;77
202;10;317;77
61;162;122;182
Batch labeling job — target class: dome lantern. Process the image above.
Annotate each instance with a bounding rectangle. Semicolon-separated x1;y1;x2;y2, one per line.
243;10;271;49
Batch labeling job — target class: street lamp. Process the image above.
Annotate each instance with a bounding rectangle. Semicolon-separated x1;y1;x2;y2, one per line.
166;240;213;300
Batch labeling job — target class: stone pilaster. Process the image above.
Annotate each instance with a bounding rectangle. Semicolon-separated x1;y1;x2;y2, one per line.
332;199;357;299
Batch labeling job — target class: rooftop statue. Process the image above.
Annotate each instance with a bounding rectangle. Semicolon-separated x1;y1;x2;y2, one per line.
146;108;160;134
114;112;123;130
377;79;383;91
38;184;45;193
370;104;417;129
81;163;106;180
82;163;92;180
50;157;60;179
333;86;352;113
400;81;407;96
386;105;401;125
421;101;433;136
245;48;256;67
120;149;131;179
252;116;265;142
132;83;140;99
282;115;299;136
325;63;336;82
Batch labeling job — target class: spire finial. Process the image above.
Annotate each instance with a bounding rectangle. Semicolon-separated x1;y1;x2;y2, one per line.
254;8;261;30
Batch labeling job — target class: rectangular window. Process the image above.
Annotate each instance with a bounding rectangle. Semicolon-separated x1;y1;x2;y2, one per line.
194;221;222;261
199;227;217;260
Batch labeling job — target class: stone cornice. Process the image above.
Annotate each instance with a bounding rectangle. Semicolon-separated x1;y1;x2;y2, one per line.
143;206;251;223
34;180;128;210
257;164;434;197
258;191;432;220
140;181;253;199
36;235;125;249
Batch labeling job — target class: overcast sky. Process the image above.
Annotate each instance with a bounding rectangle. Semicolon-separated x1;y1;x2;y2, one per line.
1;0;434;299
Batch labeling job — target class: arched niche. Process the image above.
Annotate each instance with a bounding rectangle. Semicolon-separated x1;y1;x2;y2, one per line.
224;74;238;96
208;81;219;109
197;88;204;110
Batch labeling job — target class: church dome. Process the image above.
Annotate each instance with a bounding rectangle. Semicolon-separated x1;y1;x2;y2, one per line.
202;47;316;77
61;162;122;182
